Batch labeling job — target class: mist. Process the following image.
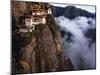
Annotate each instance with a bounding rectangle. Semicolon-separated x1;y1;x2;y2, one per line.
55;16;96;70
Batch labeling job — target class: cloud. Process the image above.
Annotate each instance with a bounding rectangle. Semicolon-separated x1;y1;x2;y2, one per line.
55;15;96;70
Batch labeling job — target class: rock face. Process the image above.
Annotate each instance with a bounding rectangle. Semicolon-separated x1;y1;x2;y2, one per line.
12;1;73;74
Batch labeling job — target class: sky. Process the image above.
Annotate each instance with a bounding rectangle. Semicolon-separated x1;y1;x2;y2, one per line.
50;3;96;13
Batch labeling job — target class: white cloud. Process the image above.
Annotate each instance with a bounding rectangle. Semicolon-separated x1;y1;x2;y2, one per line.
55;16;96;69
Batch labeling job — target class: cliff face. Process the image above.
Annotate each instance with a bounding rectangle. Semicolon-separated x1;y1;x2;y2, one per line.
12;1;73;74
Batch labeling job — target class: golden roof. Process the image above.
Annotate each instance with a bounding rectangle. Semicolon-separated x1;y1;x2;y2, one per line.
32;3;45;11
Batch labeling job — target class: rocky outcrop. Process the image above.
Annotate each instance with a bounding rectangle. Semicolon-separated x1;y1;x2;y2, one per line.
12;1;73;74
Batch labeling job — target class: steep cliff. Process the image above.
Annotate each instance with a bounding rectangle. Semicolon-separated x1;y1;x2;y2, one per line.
12;1;73;74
